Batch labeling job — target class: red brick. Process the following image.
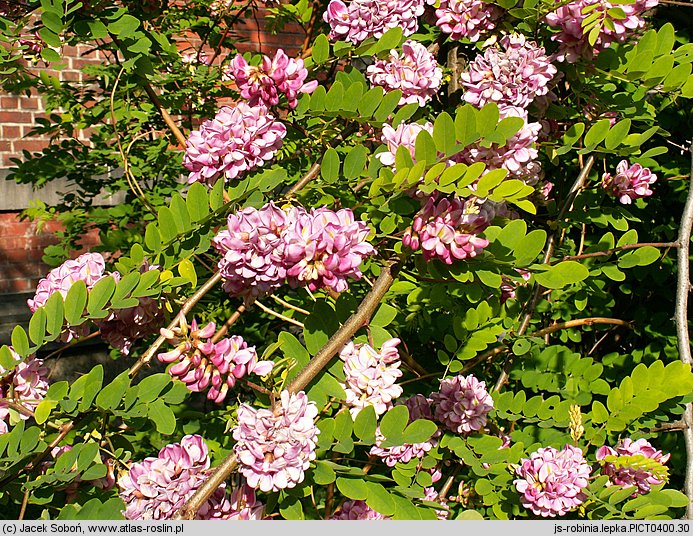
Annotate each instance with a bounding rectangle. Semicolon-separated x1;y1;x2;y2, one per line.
0;96;19;109
19;97;41;110
2;125;21;139
0;111;33;124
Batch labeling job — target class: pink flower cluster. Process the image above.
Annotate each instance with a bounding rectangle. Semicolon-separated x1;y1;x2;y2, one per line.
376;121;434;170
183;103;286;185
27;252;119;342
596;438;671;496
232;391;320;492
323;0;425;44
366;40;443;107
158;318;273;404
601;160;657;204
461;34;557;110
227;49;318;109
546;0;659;63
514;445;591;517
369;395;440;466
402;196;492;264
434;0;499;42
0;348;49;434
119;435;261;520
330;500;390;519
430;374;494;434
339;338;403;418
213;202;376;300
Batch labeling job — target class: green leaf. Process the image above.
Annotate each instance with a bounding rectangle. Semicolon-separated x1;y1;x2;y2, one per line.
414;130;437;166
279;496;304;520
148;399;176;435
185;181;210;222
321;148;340;183
380;405;409;441
604;119;631;150
107;14;140;37
433;112;456;155
336;477;369;500
371;303;397;327
137;374;173;404
402;419;437;444
358;87;385;118
534;261;590;289
325;81;345;112
475;169;508;197
456;510;485;520
11;325;30;357
514;230;547;266
78;366;104;411
313;460;337;485
353;405;377;443
96;371;130;411
280;332;311;383
178;258;197;287
28;308;47;346
64;280;88;326
455;105;479;147
365;482;396;516
0;346;16;370
373;90;403;122
87;276;116;318
312;34;329;64
476;103;499;137
584;118;612;148
303;302;340;355
157;206;179;242
343;146;368;180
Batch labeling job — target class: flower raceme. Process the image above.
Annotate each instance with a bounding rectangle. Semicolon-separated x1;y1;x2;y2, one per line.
119;435;262;520
514;445;592;517
213;203;376;300
402;195;492;265
226;49;318;109
0;347;49;435
430;373;494;434
339;338;404;418
596;438;671;496
323;0;425;44
434;0;499;42
232;391;320;493
183;103;286;185
601;160;657;204
366;40;443;107
330;500;390;519
158;318;273;404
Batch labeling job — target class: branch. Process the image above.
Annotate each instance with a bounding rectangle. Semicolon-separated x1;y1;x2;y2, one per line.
493;155;595;392
675;145;693;519
563;241;679;261
142;83;187;149
128;272;222;378
172;259;399;520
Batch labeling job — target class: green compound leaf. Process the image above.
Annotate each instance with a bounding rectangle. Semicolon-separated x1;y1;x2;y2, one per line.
534;261;590;289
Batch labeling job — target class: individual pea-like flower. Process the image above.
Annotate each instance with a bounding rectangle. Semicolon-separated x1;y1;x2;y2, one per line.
283;207;376;293
514;445;592;517
212;202;291;300
423;486;450;520
601;160;657;204
183;103;286;186
369;395;440;466
402;195;492;265
330;500;390;519
430;373;494;434
366;40;443;107
545;0;659;63
0;348;49;434
323;0;425;44
27;252;119;342
227;49;318;109
375;121;434;168
233;391;320;493
500;268;531;303
596;438;671;496
158;318;273;404
461;34;557;110
434;0;499;42
119;435;252;520
340;338;403;418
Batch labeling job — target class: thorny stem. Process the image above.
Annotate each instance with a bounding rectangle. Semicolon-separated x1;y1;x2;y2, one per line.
128;272;223;378
493;155;595;392
675;145;693;519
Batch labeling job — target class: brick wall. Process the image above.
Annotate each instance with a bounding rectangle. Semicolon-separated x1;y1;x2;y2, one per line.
0;5;305;296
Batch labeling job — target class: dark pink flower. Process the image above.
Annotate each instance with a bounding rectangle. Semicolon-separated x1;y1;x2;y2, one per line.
434;0;499;42
376;121;434;169
119;435;258;520
366;40;443;106
227;49;318;109
330;500;390;519
233;391;320;492
596;438;671;496
430;373;493;433
602;160;657;204
0;348;49;434
183;103;286;185
514;445;591;517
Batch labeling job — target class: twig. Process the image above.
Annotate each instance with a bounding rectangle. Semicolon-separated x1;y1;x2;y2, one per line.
128;272;222;377
675;145;693;519
18;487;30;520
255;300;305;328
211;302;248;343
41;330;101;361
563;241;679;261
142;83;187;149
271;295;310;315
493;156;595;392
